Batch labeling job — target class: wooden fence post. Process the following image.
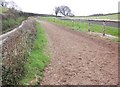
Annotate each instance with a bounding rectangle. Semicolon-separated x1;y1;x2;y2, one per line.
72;20;74;27
88;20;90;32
102;21;106;36
65;20;67;26
54;18;55;22
67;20;69;26
64;20;66;26
78;19;80;29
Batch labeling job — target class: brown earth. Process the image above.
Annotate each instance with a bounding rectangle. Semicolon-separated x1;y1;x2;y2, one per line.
39;20;118;85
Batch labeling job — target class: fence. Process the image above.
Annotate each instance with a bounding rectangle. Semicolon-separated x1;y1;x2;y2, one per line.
59;17;119;36
1;17;36;85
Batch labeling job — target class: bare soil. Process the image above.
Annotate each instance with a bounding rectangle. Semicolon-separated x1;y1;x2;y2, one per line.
39;21;118;85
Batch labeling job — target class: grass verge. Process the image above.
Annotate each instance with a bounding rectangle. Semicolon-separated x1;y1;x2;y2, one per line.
20;21;50;85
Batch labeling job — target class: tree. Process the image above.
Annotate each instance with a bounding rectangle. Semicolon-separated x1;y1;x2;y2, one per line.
55;7;60;16
0;0;21;11
0;0;8;7
59;5;71;16
54;5;74;16
8;1;17;10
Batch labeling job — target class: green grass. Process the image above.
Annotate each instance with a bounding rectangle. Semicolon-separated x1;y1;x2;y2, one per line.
20;22;50;85
1;7;27;34
2;16;26;33
0;7;8;13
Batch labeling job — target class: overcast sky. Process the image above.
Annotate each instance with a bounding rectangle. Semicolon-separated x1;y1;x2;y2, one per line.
6;0;119;16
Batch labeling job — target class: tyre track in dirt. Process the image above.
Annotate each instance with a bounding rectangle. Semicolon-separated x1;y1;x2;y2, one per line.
39;20;118;85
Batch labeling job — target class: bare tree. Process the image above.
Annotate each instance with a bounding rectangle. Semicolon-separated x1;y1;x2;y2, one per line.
7;1;17;9
0;0;8;7
55;7;60;16
54;5;74;16
59;5;71;16
7;1;22;11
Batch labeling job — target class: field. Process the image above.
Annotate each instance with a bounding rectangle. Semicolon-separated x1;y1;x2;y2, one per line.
74;13;120;20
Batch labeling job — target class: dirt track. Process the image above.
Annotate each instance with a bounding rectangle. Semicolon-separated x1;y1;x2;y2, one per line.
39;20;118;85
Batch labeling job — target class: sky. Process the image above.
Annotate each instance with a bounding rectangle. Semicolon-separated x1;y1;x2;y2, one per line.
6;0;120;16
